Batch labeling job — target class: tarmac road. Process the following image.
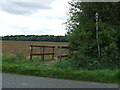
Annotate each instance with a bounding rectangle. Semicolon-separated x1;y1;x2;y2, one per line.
2;73;119;88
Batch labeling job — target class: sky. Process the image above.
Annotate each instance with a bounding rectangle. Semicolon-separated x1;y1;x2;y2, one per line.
0;0;71;36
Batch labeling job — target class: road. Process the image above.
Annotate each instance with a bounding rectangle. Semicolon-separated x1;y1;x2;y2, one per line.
2;73;119;88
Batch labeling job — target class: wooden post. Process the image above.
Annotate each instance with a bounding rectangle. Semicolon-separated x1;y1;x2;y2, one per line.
52;47;54;60
40;47;42;59
41;46;44;61
30;46;33;61
59;46;62;62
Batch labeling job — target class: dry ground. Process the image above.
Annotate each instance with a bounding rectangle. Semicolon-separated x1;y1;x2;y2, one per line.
2;41;68;57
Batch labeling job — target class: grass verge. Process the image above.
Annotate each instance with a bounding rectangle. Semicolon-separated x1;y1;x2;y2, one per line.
2;54;120;84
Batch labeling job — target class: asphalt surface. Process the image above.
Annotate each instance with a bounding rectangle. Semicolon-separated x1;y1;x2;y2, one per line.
2;73;119;88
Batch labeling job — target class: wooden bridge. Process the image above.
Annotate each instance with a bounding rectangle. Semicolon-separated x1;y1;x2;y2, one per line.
30;45;69;61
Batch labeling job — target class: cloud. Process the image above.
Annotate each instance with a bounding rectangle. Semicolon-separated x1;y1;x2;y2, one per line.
0;0;71;36
0;0;57;15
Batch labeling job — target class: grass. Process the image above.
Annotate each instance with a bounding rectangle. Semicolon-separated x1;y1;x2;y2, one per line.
2;54;120;84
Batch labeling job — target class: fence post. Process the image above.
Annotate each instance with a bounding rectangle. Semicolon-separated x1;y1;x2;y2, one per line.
41;46;44;61
52;47;55;60
59;46;62;62
30;46;33;61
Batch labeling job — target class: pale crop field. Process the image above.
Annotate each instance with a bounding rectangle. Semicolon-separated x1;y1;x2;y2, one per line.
2;41;68;57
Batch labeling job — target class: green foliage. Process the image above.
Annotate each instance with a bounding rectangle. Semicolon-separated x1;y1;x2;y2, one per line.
53;58;74;70
2;54;18;62
2;54;119;84
2;35;68;42
66;1;120;70
15;52;26;60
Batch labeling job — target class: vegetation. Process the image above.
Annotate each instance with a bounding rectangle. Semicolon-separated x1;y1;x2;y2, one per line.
2;54;119;84
2;35;68;42
65;2;120;70
2;2;120;84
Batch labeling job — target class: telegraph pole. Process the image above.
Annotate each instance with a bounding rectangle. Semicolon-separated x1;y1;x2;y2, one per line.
95;13;100;57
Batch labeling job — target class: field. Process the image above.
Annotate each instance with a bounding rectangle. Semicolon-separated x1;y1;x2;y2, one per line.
2;41;68;57
2;41;119;84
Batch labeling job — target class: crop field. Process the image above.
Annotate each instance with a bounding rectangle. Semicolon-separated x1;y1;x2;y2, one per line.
2;41;68;57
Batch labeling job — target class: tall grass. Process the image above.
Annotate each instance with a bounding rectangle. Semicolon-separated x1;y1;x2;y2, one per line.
2;54;119;84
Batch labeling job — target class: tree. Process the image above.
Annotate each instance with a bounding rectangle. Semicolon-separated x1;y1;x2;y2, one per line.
66;1;120;69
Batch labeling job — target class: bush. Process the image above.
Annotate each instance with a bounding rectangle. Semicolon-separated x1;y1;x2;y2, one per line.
2;54;119;84
67;22;120;70
15;52;26;60
54;58;74;70
2;54;18;61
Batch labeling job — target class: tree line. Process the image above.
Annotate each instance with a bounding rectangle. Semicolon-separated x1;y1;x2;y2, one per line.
2;35;68;42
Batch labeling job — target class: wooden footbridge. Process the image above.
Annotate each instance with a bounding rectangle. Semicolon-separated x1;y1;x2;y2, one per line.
30;45;69;61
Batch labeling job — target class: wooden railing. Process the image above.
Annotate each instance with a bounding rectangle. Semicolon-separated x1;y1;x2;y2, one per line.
30;45;55;61
29;45;68;61
57;46;69;61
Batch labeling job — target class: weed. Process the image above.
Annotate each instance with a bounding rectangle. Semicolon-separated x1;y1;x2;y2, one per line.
2;54;119;84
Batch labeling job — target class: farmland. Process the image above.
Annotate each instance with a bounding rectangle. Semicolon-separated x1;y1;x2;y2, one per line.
2;40;119;84
2;41;68;57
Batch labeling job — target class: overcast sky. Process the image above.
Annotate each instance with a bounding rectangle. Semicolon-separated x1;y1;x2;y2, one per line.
0;0;71;36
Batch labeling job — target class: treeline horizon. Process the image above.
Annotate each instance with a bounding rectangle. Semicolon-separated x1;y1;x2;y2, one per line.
2;35;68;42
